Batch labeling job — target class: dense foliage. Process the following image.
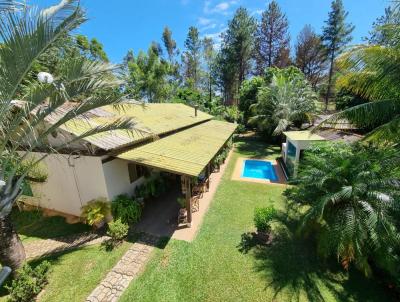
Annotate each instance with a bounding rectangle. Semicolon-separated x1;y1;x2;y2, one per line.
286;142;400;277
253;206;277;233
5;261;51;302
111;195;142;224
249;67;317;136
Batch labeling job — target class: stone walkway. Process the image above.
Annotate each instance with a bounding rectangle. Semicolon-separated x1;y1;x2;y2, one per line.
86;233;159;302
24;231;109;259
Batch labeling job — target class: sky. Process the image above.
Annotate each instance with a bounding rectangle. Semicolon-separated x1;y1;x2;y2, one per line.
36;0;389;63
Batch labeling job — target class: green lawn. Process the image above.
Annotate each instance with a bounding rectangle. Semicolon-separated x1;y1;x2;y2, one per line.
120;136;395;302
0;242;131;302
11;208;90;243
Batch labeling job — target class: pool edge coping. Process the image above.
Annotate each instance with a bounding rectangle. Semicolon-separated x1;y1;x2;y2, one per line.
231;157;287;186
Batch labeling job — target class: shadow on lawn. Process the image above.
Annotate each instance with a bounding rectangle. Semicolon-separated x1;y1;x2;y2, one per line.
238;212;397;302
11;208;90;241
235;136;281;159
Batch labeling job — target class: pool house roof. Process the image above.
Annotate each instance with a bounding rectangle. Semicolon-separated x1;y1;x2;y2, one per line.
283;130;326;142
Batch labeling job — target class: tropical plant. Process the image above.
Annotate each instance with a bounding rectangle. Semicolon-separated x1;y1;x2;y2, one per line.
254;206;276;234
0;0;136;272
321;26;400;142
249;67;317;136
111;194;142;224
5;261;51;302
81;199;111;227
287;142;400;276
223;105;242;123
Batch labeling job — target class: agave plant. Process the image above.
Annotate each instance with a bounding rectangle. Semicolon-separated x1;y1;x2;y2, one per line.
287;142;400;276
249;69;317;136
0;0;135;272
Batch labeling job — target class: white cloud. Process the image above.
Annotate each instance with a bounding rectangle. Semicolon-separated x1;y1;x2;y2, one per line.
203;28;227;49
198;17;212;26
215;2;229;11
204;1;233;14
200;23;217;32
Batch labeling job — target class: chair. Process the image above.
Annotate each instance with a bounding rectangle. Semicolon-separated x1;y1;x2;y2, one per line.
191;195;200;213
192;184;204;199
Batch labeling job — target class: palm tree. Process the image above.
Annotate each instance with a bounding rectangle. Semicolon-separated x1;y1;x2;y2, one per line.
0;0;134;272
319;2;400;143
288;143;400;276
249;69;317;136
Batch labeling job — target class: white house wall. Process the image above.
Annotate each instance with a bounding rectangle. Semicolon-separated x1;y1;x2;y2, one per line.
102;158;145;201
28;153;109;216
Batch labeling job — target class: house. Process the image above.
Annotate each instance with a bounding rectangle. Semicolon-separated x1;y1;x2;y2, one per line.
19;101;236;226
281;129;363;178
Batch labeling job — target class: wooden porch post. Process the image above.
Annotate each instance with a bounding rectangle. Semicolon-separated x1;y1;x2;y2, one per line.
185;176;192;227
206;163;210;191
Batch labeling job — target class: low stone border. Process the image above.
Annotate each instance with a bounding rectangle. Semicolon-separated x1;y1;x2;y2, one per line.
86;234;159;302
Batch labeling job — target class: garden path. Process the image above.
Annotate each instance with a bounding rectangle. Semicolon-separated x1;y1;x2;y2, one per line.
85;233;159;302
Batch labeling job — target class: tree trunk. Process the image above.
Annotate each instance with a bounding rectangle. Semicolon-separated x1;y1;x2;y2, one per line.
325;51;335;112
0;214;26;275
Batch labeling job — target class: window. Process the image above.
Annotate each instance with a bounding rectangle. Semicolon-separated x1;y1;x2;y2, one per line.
128;164;147;183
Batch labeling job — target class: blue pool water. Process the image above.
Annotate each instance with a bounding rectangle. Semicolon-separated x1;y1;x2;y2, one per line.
241;160;278;181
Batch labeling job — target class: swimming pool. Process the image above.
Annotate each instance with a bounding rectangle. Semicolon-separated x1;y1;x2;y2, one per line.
241;160;278;181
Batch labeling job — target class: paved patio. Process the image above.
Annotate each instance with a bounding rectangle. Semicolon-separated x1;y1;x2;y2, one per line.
132;150;233;242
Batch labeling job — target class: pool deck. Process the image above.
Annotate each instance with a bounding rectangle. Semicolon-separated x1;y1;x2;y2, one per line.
231;157;287;185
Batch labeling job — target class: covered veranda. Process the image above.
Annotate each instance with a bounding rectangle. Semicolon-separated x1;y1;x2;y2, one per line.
117;120;237;239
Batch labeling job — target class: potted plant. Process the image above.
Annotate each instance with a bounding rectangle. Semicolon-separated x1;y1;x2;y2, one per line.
253;206;276;244
177;197;187;224
81;198;111;229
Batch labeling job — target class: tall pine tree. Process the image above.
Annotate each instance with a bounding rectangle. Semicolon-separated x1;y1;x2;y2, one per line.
218;7;256;104
322;0;354;111
182;26;202;88
162;26;177;63
203;37;216;105
255;0;290;75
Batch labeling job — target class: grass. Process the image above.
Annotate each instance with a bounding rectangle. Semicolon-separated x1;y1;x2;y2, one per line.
0;242;131;302
120;135;395;302
11;208;90;243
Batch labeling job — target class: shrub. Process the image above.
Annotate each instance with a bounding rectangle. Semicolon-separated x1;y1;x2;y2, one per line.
81;198;111;226
107;219;129;241
254;206;276;233
111;195;141;224
235;124;246;134
6;261;51;302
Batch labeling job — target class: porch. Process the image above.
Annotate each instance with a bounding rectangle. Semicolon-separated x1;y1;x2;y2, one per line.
133;150;232;241
118;119;237;240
